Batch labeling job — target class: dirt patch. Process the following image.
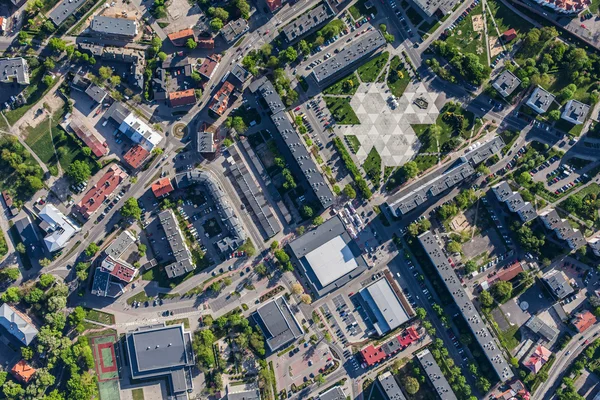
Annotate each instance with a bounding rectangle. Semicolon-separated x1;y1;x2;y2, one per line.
489;36;503;58
450;211;471;233
472;15;484;33
20;92;64;132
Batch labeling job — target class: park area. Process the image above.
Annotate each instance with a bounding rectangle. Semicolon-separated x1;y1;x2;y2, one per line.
357;52;389;83
444;3;488;65
323;73;360;96
387;56;410;98
324;97;360;125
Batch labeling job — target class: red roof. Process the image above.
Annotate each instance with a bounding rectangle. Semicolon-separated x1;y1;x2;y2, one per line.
572;310;597;333
266;0;282;11
494;262;524;282
198;57;218;79
151;177;174;198
197;39;215;49
109;260;137;283
123;145;150;169
169;89;196;108
503;28;517;41
524;345;551;374
209;81;235;116
70;117;108;158
360;326;420;367
76;165;127;219
11;360;36;383
168;29;195;46
2;191;13;207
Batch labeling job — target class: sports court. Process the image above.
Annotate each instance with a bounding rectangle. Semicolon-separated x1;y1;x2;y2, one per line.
91;333;121;400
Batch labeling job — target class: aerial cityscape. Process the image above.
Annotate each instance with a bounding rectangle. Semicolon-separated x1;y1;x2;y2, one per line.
0;0;600;399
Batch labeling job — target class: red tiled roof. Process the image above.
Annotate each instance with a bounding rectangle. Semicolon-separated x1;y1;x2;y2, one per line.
168;29;195;46
2;191;13;207
572;310;597;333
169;89;196;108
359;326;420;367
266;0;282;11
197;39;215;48
151;177;174;198
495;262;524;282
503;28;517;41
209;81;235;116
11;360;36;383
524;345;551;374
198;57;218;79
70;117;108;158
123;145;150;169
76;165;127;219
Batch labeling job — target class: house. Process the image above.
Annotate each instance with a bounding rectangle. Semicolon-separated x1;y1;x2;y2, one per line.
221;19;249;43
11;360;36;383
523;345;551;374
526;86;555;114
589;236;600;257
0;58;29;85
561;99;590;125
209;81;235;116
169;89;196;108
529;0;590;14
359;326;419;367
197;39;215;48
266;0;283;12
502;28;517;42
168;29;196;47
90;16;138;39
123;145;150;170
38;204;81;252
492;70;521;97
0;304;38;345
495;380;531;400
571;310;597;333
253;296;302;352
542;269;574;299
151;177;174;198
76;165;127;219
198;57;219;80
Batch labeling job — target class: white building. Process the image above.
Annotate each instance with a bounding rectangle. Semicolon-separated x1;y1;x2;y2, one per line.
38;204;81;252
119;113;163;152
561;99;590;125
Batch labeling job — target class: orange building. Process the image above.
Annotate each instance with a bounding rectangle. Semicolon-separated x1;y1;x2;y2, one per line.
11;360;36;383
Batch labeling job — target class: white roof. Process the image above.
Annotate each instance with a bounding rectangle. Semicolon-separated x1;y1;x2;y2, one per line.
0;304;38;345
304;235;358;287
360;278;409;334
39;204;80;252
121;114;163;151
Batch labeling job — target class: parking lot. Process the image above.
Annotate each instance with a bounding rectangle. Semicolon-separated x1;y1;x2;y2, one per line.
527;153;593;195
275;341;333;392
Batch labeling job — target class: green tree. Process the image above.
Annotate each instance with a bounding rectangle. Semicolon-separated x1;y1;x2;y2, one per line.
44;58;55;70
479;290;494;307
0;267;20;282
39;273;55;288
186;38;197;49
1;287;20;303
403;376;420;395
415;307;427;320
549;109;561;121
464;260;478;274
25;288;44;304
66;160;91;184
48;38;66;53
42;75;54;86
314;374;325;385
121;198;142;220
98;66;112;81
343;184;357;199
255;263;268;277
85;242;99;257
447;241;462;254
491;281;513;302
301;205;314;219
209;6;229;20
313;216;324;226
270;241;279;251
39;258;52;267
236;0;251;19
3;381;24;399
210;18;223;31
402;161;419;179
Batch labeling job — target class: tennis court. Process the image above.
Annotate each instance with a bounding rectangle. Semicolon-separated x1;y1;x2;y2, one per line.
91;334;119;382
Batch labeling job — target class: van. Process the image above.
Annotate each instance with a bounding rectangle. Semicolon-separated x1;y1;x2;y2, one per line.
102;120;108;127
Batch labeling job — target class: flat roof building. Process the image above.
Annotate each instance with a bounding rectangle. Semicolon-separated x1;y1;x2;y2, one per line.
416;349;458;400
378;371;407;400
359;277;410;336
493;181;537;223
197;131;216;154
526;86;555;114
0;304;38;346
461;137;505;165
282;3;334;43
92;230;138;298
418;231;513;382
227;387;261;400
159;209;195;278
221;18;249;43
228;64;251;88
39;204;81;252
492;70;521;97
288;215;367;297
85;83;108;104
318;387;345;400
49;0;86;26
542;269;574;299
539;208;586;249
561;99;590;125
409;0;461;17
589;236;600;257
525;315;559;342
90;16;138;38
76;165;127;219
0;57;29;85
126;323;195;397
13;215;43;260
311;30;386;85
253;296;302;351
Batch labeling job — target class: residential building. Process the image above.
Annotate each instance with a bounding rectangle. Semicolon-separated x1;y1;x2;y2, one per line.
0;304;38;345
125;323;195;398
38;204;81;252
523;345;551;374
492;70;521;97
221;18;249;44
253;296;302;352
151;177;174;198
90;16;138;39
159;209;195;278
197;39;214;48
49;0;86;26
495;380;531;400
168;29;196;47
526;86;555;114
589;236;600;257
571;310;597;333
91;230;138;298
359;326;419;367
0;17;7;33
416;349;458;399
378;371;406;400
1;191;18;217
227;64;251;88
198;57;219;80
197;131;216;154
542;269;574;299
418;231;514;382
539;208;587;249
282;3;334;43
502;28;517;41
0;57;29;85
102;47;145;88
169;89;196;108
409;0;461;17
13;215;43;260
209;81;236;116
227;387;261;400
492;182;537;223
11;360;36;383
266;0;283;12
123;145;150;170
287;215;367;297
85;83;108;104
67;116;109;158
358;276;412;336
311;31;386;85
530;0;589;14
525;315;559;342
561;99;590;125
105;102;162;152
76;165;127;219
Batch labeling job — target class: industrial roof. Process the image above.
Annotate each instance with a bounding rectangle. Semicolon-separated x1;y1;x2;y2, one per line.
0;304;38;345
305;236;358;287
418;231;514;382
254;296;302;351
90;16;138;37
0;57;29;85
282;3;334;42
378;371;407;400
359;278;410;336
416;349;458;400
49;0;86;26
311;30;386;84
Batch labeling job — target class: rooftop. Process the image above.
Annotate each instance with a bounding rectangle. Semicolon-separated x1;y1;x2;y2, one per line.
227;387;261;400
198;57;219;79
221;18;249;43
542;269;574;299
49;0;86;26
152;177;174;198
39;204;80;252
378;372;406;400
90;15;138;37
492;70;521;97
0;304;38;346
461;137;505;165
254;296;302;351
11;360;36;383
282;3;334;42
228;64;251;87
197;131;216;154
105;230;136;261
0;57;29;85
159;209;195;278
85;83;108;104
359;277;410;336
169;89;196;108
318;386;345;400
526;86;555;113
562;99;590;125
524;345;551;374
411;0;461;17
416;349;458;400
68;116;108;158
209;81;235;115
168;29;195;46
359;326;419;366
76;165;127;219
123;145;151;170
525;315;559;342
571;310;597;333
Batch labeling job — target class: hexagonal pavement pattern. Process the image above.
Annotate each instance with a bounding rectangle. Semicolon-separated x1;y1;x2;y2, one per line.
341;81;442;167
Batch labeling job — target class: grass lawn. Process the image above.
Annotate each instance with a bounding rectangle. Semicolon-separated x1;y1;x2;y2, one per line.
25;112;60;165
132;388;144;400
444;3;488;65
590;0;600;12
323;72;360;96
363;147;381;186
166;318;190;329
387;55;410;97
413;154;438;172
357;52;389;83
576;183;600;198
126;291;153;305
84;308;115;325
555;118;585;137
348;0;377;20
0;114;8;131
486;0;533;35
324;96;360;125
5;68;60;125
346;135;361;153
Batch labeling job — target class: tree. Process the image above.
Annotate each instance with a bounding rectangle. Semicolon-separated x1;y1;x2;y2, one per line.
121;198;142;220
39;258;52;267
415;307;427;320
1;287;21;303
110;75;121;86
186;38;197;50
39;273;55;288
313;216;324;226
402;161;419;179
270;241;279;252
343;184;356;199
296;226;305;236
291;283;304;295
44;58;55;70
255;264;268;278
210;18;223;31
476;377;491;393
85;242;99;257
300;294;312;304
236;0;251;19
281;47;298;64
48;38;66;53
314;374;325;385
210;281;222;293
0;267;20;282
25;288;44;304
403;376;420;395
447;241;462;254
298;40;310;55
549;109;561;121
26;175;44;191
67;160;91;184
491;281;513;302
98;66;112;81
209;6;229;20
301;205;314;219
47;295;67;312
69;306;87;329
479;290;494;308
3;381;24;399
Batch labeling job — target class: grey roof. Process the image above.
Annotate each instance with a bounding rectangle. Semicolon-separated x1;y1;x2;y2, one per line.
567;229;587;249
227;387;261;400
429;163;474;196
126;323;195;394
254;296;302;351
416;349;458;400
252;77;333;209
228;64;251;87
461;136;504;165
311;30;386;84
221;18;249;43
525;315;559;342
543;269;574;299
227;146;280;239
101;47;145;88
197;131;216;154
105;230;136;260
288;215;367;297
526;86;555;114
539;209;563;230
85;83;108;104
0;304;38;345
492;70;521;97
13;215;42;258
377;371;407;400
105;102;131;125
359;278;410;336
79;42;104;56
418;231;514;382
562;99;590;124
319;386;345;400
90;15;137;37
282;3;334;43
39;204;80;252
158;209;195;278
0;57;29;85
517;202;537;223
492;181;513;202
49;0;86;26
504;192;525;212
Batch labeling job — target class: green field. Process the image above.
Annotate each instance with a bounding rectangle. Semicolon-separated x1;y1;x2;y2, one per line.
349;0;377;20
363;147;382;186
444;3;488;65
85;309;115;325
323;72;360;96
98;381;120;400
357;51;389;83
346;135;361;153
486;0;533;35
166;318;191;329
387;56;410;97
324;96;360;125
126;291;153;306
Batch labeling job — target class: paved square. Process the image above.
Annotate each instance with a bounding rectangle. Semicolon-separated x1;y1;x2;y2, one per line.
342;82;442;167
